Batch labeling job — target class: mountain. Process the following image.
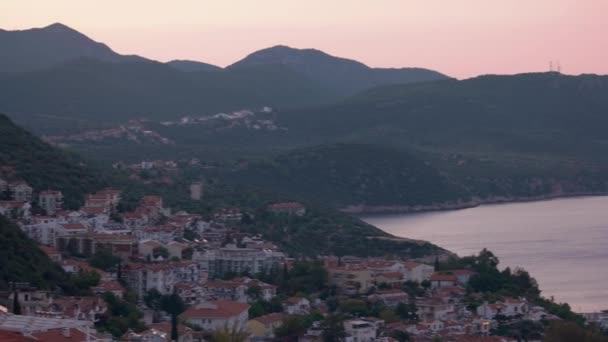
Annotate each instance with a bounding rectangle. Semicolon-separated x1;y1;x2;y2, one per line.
167;59;222;72
275;72;608;200
229;45;449;96
0;59;335;134
0;113;105;208
230;143;469;209
0;23;150;72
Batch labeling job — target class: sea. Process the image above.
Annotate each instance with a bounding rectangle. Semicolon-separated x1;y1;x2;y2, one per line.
362;196;608;312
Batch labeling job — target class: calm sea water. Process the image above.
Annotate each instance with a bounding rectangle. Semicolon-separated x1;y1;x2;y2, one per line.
362;196;608;312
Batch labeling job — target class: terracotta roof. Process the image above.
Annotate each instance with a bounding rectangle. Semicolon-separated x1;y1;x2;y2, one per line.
181;301;249;319
0;331;33;342
451;269;478;276
252;312;286;325
31;328;98;342
60;223;86;230
149;321;189;335
39;245;60;255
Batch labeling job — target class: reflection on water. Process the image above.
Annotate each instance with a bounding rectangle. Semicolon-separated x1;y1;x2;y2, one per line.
362;196;608;312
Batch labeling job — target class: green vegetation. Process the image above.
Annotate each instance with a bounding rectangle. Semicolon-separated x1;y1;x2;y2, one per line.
232;143;469;207
0;215;77;292
0;113;105;208
440;249;584;324
98;292;146;338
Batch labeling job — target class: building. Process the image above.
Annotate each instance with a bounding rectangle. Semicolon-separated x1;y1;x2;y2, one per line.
430;273;458;288
181;301;249;332
268;202;306;216
0;201;31;219
282;297;311;315
0;312;109;341
190;182;203;201
326;264;375;295
8;182;33;202
125;261;201;298
247;312;286;339
38;190;63;215
343;319;377;342
200;245;284;277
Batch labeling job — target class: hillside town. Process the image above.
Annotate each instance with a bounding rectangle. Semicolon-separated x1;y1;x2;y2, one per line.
0;176;578;342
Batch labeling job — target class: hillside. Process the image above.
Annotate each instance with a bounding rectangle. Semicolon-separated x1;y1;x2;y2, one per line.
167;59;222;72
231;144;470;208
275;72;608;200
0;215;73;291
0;23;149;72
0;59;335;134
0;113;104;208
229;45;449;96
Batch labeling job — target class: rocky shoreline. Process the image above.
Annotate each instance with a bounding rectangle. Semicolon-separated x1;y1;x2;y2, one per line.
341;190;608;215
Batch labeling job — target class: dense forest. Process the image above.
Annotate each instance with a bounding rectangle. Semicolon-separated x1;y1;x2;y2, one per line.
0;113;105;208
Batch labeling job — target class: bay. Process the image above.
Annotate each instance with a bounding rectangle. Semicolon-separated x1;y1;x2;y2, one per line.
362;196;608;312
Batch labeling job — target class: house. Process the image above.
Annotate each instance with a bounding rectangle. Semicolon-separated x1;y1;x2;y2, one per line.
430;273;458;288
451;269;478;285
167;241;190;259
402;261;435;282
181;300;249;332
282;297;310;315
200;245;284;277
39;245;62;262
477;298;528;319
93;280;125;299
369;289;410;307
8;181;32;202
203;280;247;302
0;201;31;219
247;312;286;338
38;190;63;215
326;263;375;294
343;319;377;342
268;202;306;216
125;261;201;298
0;312;109;341
122;321;194;342
139;239;164;259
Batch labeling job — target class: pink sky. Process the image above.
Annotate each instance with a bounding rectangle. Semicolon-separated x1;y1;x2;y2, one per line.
2;0;607;79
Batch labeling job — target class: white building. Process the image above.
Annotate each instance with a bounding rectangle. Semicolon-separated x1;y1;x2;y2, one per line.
38;190;63;215
199;245;284;277
125;261;201;298
343;319;377;342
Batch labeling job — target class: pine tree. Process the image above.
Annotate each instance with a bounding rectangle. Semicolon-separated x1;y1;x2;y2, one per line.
12;290;21;315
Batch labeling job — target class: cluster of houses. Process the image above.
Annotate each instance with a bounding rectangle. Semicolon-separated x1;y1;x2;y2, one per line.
0;181;563;342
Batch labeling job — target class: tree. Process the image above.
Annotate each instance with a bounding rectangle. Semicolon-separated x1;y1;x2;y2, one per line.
321;314;346;342
153;246;170;259
182;247;194;260
88;249;121;272
12;290;21;315
209;323;249;342
275;315;308;340
160;293;186;341
544;321;608;342
246;284;262;301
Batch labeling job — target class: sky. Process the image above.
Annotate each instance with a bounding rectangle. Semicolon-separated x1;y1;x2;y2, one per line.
2;0;607;79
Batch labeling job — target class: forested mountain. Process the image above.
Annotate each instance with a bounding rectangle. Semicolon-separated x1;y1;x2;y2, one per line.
0;23;149;72
0;59;335;133
229;45;448;96
231;144;469;208
0;113;104;208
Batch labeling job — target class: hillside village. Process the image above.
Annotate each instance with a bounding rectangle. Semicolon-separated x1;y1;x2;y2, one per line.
0;176;575;342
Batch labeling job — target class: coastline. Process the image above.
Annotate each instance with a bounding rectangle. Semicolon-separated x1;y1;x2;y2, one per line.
341;190;608;216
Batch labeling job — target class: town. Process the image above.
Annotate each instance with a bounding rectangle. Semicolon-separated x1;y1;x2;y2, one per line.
0;175;580;342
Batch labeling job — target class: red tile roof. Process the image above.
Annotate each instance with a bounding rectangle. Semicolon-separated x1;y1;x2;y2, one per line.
268;202;305;210
181;301;249;319
31;328;99;342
